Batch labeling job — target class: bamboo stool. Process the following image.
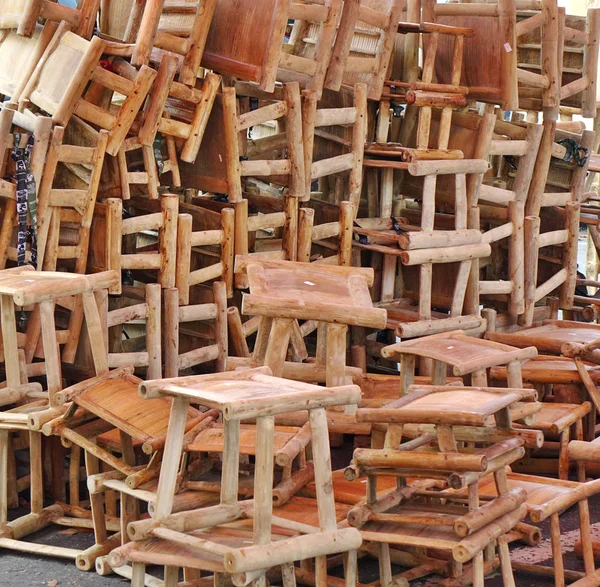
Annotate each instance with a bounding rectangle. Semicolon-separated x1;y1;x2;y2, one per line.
0;268;117;564
324;0;405;101
0;0;99;38
346;386;535;586
202;0;342;96
456;472;600;587
91;194;179;295
238;258;387;388
381;330;538;395
19;24;157;156
176;203;234;303
163;282;228;378
109;367;363;586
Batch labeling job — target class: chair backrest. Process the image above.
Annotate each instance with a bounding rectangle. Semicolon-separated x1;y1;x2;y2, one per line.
202;0;341;96
105;283;162;380
302;84;367;212
90;194;179;295
297;200;355;267
130;0;216;86
176;203;234;304
325;0;406;101
0;22;57;102
164;282;228;377
36;126;108;274
0;0;99;39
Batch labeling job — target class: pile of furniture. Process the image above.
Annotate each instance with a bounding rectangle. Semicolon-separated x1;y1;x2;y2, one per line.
1;0;600;585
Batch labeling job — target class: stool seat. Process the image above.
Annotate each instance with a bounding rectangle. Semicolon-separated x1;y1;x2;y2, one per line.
382;330;537;376
0;266;118;305
515;402;591;435
491;355;600;384
140;368;362;419
239;258;387;329
357;386;535;427
486;320;600;355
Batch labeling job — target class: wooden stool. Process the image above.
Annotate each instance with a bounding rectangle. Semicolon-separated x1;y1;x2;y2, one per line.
381;330;538;395
346;386;536;586
0;267;117;564
238;258;387;388
109;367;362;586
460;472;600;587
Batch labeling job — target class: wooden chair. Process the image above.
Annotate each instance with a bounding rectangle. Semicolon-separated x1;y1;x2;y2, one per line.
90;194;179;296
175;203;234;304
36;126;108;273
301;84;367;213
110;54;221;164
423;0;560;113
0;0;100;39
324;0;406;101
103;283;162;380
347;386;534;586
109;367;362;586
19;24;156;156
521;129;595;326
202;0;342;96
164;282;228;378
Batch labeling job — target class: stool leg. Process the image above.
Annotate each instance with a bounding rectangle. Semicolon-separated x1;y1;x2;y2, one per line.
400;354;415;397
1;294;21;387
82;291;109;376
30;431;43;514
578;499;595;575
131;562;146;587
221;418;241;506
86;451;107;546
575;419;586;482
254;317;273;363
69;445;81;507
254;415;275;545
39;300;62;398
471;368;487;387
550;513;565;587
497;536;516;587
264;318;292;377
282;562;297;586
558;428;570;480
432;360;447;385
344;549;358;587
164;566;179;586
315;555;328;586
472;553;485;587
0;430;8;524
326;323;347;387
379;542;393;587
506;360;523;388
154;395;190;520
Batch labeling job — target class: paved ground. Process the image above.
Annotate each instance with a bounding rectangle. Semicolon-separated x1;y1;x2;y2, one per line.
1;445;599;586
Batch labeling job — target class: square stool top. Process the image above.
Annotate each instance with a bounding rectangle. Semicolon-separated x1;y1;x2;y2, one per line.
0;266;118;305
382;330;537;375
140;367;362;420
237;258;387;329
